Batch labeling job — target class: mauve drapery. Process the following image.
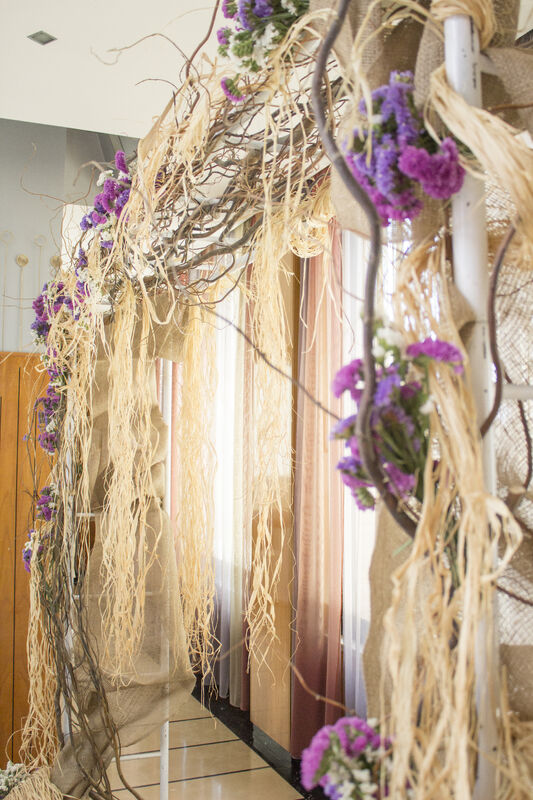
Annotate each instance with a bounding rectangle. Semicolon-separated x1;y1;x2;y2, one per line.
290;224;345;757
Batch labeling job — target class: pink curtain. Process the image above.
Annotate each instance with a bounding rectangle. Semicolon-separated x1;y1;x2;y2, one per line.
290;224;345;757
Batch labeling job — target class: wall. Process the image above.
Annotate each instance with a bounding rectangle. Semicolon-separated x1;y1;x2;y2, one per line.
0;119;137;354
0;119;67;353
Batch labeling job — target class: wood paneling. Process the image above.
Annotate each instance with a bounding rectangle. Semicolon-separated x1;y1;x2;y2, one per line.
0;352;47;765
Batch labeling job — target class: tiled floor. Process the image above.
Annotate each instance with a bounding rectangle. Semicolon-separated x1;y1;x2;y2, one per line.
110;695;303;799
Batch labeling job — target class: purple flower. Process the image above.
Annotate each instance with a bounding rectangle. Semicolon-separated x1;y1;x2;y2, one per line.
383;462;415;498
332;359;363;399
406;337;464;374
301;726;333;790
100;239;114;249
222;0;237;18
400;381;421;400
217;27;231;45
91;210;108;226
77;248;88;267
237;0;255;30
330;414;356;439
80;215;92;231
38;431;58;454
115;150;128;174
23;537;33;573
398;138;464;200
36;487;56;521
115;188;130;217
221;76;246;104
253;0;272;16
374;371;401;406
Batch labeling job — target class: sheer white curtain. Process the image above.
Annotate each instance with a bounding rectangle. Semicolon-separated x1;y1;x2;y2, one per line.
342;231;376;716
212;287;245;703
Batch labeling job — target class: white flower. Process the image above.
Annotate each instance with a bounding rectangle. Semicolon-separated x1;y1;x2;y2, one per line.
352;768;371;782
96;169;113;186
420;396;435;415
281;0;298;13
360;782;378;794
338;781;355;800
378;325;404;350
372;342;385;358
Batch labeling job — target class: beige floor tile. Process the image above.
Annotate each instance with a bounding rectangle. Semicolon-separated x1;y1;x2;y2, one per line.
122;717;237;755
109;739;267;790
169;767;303;800
114;766;303;800
171;694;211;721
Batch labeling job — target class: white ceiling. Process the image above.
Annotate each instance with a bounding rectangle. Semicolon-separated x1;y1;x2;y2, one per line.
2;1;532;141
0;0;218;138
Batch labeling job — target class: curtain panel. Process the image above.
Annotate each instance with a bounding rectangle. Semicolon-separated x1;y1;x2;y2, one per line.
290;223;345;757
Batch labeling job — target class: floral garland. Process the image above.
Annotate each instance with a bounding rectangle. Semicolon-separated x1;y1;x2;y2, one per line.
218;0;309;102
332;323;464;512
23;152;131;573
343;71;465;225
80;150;131;247
301;716;396;800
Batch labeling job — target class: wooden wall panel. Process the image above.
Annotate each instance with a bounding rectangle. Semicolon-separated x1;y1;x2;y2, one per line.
0;353;47;765
0;354;19;765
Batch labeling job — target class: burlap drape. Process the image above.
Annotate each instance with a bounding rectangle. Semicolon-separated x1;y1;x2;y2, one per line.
12;298;196;800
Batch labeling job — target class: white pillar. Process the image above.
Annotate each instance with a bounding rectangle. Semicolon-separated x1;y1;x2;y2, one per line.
159;358;173;800
444;16;498;799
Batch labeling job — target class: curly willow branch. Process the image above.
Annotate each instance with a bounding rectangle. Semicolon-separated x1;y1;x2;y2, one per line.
311;0;416;537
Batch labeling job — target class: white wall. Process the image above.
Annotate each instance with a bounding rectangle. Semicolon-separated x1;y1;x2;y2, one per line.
0;118;66;353
0;119;136;354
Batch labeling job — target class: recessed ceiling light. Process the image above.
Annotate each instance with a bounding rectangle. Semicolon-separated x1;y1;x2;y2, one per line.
27;30;57;46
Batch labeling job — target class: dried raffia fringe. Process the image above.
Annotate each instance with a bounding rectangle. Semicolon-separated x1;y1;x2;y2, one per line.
430;66;533;249
20;263;101;768
4;767;63;800
108;34;335;670
20;556;60;768
171;294;218;676
431;0;496;47
377;238;522;799
98;285;162;678
18;17;340;770
496;673;533;798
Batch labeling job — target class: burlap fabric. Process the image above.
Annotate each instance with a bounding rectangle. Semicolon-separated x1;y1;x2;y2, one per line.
315;0;533;239
492;247;533;721
48;296;195;798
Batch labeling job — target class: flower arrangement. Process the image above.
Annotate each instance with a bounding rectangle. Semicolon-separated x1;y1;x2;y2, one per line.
0;762;25;798
24;151;131;571
218;0;309;102
332;324;464;512
301;716;393;800
343;71;465;225
80;151;131;248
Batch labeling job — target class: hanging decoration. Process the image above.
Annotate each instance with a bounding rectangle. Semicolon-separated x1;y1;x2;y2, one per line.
6;0;533;797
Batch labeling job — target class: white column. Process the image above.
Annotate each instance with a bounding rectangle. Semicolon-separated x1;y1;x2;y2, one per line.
159;358;173;800
444;17;498;799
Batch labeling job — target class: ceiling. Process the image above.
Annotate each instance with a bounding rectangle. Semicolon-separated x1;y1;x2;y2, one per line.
0;1;218;138
1;1;532;141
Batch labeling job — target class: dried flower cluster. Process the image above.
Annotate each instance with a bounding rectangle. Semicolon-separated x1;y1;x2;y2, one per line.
344;71;465;225
301;716;395;800
332;324;464;511
218;0;309;101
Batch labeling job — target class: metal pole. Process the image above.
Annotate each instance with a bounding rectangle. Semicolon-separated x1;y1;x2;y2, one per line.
444;16;498;798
